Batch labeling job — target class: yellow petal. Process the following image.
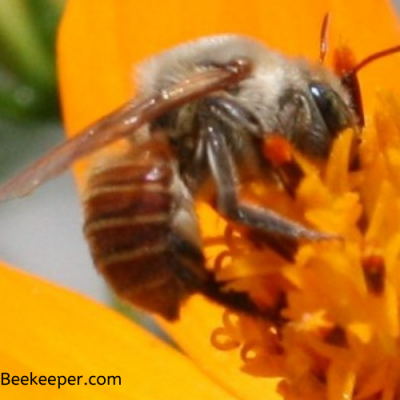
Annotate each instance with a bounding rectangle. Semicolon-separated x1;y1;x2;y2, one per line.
0;262;241;400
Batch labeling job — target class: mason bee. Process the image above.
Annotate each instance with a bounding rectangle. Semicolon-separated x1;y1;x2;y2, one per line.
0;34;399;320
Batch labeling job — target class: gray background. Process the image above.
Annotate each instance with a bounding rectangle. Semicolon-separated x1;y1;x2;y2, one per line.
0;119;107;302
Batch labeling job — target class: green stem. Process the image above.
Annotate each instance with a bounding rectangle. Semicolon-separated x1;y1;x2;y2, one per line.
0;0;55;90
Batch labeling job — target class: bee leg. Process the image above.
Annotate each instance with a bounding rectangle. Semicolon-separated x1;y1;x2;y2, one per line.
201;95;262;135
202;96;304;198
201;271;287;322
200;271;263;315
204;117;331;241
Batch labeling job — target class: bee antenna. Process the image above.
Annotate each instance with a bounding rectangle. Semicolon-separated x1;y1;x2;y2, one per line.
342;45;400;78
319;13;330;64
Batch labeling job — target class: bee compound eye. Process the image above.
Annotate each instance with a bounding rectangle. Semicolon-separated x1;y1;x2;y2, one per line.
278;86;347;158
309;82;352;137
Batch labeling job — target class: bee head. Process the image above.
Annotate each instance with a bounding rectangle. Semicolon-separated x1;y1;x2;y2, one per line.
277;64;354;158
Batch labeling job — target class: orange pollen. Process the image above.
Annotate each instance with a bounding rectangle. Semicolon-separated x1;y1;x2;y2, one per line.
262;134;294;167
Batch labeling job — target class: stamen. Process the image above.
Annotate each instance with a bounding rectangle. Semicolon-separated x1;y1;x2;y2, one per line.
207;91;400;399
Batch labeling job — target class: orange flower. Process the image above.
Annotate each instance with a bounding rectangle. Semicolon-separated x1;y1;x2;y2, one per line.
0;261;259;399
2;0;400;399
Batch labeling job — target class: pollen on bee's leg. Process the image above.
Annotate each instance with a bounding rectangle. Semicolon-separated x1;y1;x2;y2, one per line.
262;134;294;167
262;134;305;197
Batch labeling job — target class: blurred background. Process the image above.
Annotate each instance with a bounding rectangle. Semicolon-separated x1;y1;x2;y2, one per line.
0;0;400;314
0;0;108;305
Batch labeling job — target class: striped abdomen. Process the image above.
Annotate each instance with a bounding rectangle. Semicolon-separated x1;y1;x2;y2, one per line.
83;139;208;320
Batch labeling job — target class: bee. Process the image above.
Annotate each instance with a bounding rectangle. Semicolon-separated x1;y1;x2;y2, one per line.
0;33;399;320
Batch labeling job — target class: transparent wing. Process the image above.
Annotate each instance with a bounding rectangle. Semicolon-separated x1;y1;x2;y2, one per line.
0;59;251;202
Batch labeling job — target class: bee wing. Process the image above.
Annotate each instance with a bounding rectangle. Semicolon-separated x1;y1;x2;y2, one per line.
0;60;251;202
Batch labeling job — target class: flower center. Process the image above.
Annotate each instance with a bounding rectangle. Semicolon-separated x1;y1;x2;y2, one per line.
208;93;400;399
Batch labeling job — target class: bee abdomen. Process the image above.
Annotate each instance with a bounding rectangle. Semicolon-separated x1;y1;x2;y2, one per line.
83;147;207;320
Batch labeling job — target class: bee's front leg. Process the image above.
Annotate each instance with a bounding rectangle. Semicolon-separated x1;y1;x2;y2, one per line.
201;111;330;242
